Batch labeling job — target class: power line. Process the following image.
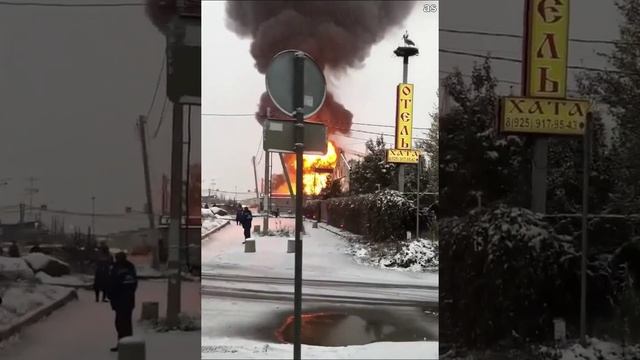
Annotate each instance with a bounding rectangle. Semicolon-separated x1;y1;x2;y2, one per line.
352;122;429;130
440;28;635;46
153;96;169;139
439;48;637;75
438;70;582;95
0;1;144;7
202;113;255;117
146;55;166;120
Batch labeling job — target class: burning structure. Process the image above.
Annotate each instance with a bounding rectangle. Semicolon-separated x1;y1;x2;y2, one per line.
226;1;414;195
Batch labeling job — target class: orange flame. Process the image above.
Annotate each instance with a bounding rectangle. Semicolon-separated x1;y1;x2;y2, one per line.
275;141;338;196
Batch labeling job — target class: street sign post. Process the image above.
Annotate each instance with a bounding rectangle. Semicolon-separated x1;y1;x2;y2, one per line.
265;50;326;360
498;0;591;345
263;119;327;155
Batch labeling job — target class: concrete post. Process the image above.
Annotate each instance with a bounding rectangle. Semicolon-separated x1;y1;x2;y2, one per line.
140;302;159;322
118;337;145;360
244;239;256;253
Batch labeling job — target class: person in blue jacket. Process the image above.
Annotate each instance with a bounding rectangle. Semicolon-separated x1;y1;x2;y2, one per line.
240;207;253;241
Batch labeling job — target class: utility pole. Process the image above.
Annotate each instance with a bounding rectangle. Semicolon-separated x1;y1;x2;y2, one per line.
137;115;156;229
166;102;183;328
252;157;260;207
279;153;295;200
580;113;592;346
91;196;96;239
25;177;39;221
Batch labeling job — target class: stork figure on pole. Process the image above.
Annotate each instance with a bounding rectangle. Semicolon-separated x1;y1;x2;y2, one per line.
403;31;416;47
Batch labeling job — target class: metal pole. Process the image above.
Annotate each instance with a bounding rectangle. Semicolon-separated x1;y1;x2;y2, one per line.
398;56;409;192
264;150;270;231
252;157;261;206
416;154;420;239
293;52;305;360
138;115;156;229
264;108;271;231
279;153;295;199
91;196;95;238
166;102;183;327
531;139;548;213
580;113;592;346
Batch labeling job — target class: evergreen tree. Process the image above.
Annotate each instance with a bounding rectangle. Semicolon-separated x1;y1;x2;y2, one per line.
439;60;529;216
577;0;640;209
348;135;396;195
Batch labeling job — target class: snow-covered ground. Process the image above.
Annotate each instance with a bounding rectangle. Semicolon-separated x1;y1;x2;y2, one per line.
0;280;200;360
202;338;439;359
202;217;229;236
201;218;438;359
539;338;640;360
35;272;93;287
0;282;73;327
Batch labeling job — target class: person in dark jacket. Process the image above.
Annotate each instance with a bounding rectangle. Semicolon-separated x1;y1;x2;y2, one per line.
94;247;112;302
240;207;253;241
8;241;19;257
235;207;243;226
107;251;138;352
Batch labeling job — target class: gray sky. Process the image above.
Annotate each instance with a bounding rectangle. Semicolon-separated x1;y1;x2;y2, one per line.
202;1;439;196
439;1;621;99
0;2;199;234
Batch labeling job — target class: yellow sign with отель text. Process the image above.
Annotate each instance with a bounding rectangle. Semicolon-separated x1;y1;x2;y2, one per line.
526;0;570;98
395;83;414;149
500;96;590;135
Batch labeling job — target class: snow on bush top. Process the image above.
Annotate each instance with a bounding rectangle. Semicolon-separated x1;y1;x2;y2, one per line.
22;253;69;272
0;257;34;281
1;284;70;316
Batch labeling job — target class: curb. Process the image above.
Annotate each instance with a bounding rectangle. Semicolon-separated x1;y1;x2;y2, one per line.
0;288;78;341
202;220;230;240
317;221;362;241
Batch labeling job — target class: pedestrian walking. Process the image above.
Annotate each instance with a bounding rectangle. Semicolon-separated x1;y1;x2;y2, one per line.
107;251;138;352
235;206;243;226
241;206;253;241
8;241;19;257
94;247;112;302
275;208;280;218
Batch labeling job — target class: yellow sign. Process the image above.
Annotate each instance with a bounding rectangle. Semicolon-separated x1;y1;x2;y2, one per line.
386;149;420;164
500;96;590;135
525;0;570;98
395;83;414;149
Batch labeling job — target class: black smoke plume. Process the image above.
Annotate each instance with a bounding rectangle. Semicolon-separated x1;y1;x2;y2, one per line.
226;1;415;132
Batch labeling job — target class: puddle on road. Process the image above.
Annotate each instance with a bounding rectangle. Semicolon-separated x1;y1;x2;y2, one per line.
275;312;436;346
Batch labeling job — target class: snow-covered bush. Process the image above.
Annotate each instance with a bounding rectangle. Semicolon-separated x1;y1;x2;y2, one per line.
439;205;621;347
0;257;34;281
310;190;436;243
382;239;439;271
350;238;438;272
22;253;70;277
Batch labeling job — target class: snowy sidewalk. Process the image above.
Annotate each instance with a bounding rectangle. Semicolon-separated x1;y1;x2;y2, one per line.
1;280;201;360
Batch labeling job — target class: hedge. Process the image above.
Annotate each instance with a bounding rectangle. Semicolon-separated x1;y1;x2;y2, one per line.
304;190;436;243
